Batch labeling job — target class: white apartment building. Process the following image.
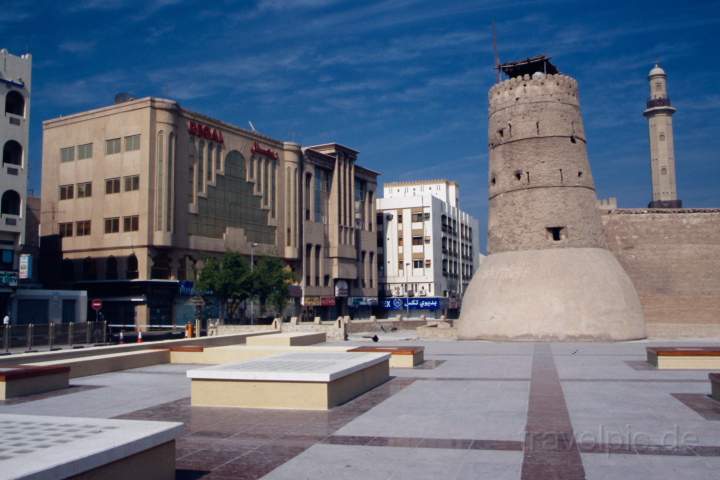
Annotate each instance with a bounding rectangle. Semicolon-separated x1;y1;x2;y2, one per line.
377;179;480;302
0;49;31;311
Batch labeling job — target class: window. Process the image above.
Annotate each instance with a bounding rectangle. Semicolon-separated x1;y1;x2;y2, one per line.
124;175;140;191
125;134;141;151
59;222;73;237
5;91;24;116
106;138;121;155
424;236;431;244
123;215;139;232
105;178;121;194
412;236;423;246
397;213;403;223
60;146;75;163
77;182;92;198
77;143;93;160
425;259;431;267
3;140;22;165
59;184;74;200
104;217;120;233
412;213;423;222
76;220;91;236
547;226;566;241
413;260;423;269
423;212;430;221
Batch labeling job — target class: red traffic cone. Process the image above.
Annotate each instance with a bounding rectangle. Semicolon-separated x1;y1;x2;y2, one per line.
137;331;143;343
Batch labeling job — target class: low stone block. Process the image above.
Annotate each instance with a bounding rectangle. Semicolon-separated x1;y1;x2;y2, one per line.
709;373;720;401
246;332;326;347
349;346;425;368
0;413;182;480
187;351;390;410
25;349;170;378
646;346;720;369
0;365;70;399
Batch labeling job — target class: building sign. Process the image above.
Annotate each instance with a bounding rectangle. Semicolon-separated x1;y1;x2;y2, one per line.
302;296;322;306
18;254;31;280
349;297;379;307
334;280;349;298
251;142;279;160
382;297;445;311
0;271;18;287
188;121;224;144
321;297;336;306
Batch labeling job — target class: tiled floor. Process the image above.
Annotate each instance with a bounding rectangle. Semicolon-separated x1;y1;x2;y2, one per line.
2;338;720;479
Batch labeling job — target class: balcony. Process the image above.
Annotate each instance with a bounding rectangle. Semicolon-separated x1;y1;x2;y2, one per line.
646;97;672;109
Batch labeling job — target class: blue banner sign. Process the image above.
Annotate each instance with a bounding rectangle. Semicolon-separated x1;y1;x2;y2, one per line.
382;297;445;311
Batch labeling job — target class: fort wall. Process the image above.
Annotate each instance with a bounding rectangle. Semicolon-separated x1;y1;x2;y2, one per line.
602;209;720;337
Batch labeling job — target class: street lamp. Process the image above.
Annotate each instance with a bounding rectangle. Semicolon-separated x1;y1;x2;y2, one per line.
250;242;258;325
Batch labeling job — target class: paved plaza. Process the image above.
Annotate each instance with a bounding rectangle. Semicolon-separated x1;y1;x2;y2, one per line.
1;337;719;479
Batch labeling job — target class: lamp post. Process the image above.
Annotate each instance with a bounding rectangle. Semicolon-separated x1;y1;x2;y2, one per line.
250;242;258;325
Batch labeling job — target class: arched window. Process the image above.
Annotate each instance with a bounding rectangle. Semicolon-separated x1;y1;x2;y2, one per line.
127;254;139;279
106;256;118;280
5;91;24;116
3;140;22;166
82;257;97;280
1;190;20;215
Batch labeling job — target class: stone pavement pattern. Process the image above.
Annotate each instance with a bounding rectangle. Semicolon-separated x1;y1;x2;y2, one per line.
1;338;720;479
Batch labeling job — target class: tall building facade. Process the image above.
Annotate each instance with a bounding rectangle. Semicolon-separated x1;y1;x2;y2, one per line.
0;49;31;311
41;96;378;326
376;180;480;305
458;56;645;340
644;64;681;208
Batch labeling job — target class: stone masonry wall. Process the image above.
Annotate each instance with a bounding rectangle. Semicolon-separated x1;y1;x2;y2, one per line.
602;209;720;337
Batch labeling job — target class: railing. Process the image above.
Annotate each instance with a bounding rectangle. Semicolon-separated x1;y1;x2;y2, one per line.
1;322;108;354
646;97;672;108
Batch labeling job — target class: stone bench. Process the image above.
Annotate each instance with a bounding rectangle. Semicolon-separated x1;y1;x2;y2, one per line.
348;346;425;368
245;332;327;347
171;344;351;365
646;346;720;369
711;373;720;402
168;345;205;363
25;349;170;378
187;351;390;410
0;365;71;400
0;413;182;480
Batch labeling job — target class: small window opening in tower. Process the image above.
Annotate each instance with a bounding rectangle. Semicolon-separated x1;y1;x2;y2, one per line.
577;171;583;178
490;176;496;186
559;169;564;183
526;171;530;183
536;121;540;135
570;135;577;144
659;133;665;141
514;170;523;181
497;128;504;138
661;167;667;175
546;227;566;241
508;123;512;137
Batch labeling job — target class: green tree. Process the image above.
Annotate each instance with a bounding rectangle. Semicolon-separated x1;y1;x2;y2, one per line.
250;257;294;315
196;252;252;322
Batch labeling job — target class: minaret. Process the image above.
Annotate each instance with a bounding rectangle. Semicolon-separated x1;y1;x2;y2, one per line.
457;55;645;341
644;64;681;208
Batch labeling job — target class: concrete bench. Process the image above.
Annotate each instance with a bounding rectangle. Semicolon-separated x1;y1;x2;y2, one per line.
0;365;71;400
169;345;205;363
187;351;390;410
0;413;182;480
25;349;170;378
349;346;425;368
646;346;720;369
245;332;327;346
711;373;720;402
170;344;351;365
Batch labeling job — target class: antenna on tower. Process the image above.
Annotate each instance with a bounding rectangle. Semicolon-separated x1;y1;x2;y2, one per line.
248;121;257;132
492;21;500;83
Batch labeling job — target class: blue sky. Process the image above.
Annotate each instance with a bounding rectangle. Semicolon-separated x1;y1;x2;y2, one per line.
3;0;719;251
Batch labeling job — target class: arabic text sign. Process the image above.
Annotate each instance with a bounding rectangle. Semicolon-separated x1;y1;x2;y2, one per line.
382;297;444;311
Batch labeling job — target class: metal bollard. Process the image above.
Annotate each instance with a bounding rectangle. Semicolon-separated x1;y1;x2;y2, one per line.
68;322;74;348
85;322;92;345
102;321;107;344
48;322;54;351
25;323;36;353
1;325;9;355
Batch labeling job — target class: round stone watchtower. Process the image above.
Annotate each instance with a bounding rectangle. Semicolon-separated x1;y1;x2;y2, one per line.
457;56;646;340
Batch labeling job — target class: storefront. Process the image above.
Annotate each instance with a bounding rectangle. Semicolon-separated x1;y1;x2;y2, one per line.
380;297;447;318
348;296;378;319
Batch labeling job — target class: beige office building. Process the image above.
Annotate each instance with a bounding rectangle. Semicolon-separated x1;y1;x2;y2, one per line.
41;96;378;326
